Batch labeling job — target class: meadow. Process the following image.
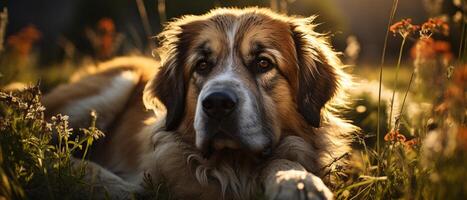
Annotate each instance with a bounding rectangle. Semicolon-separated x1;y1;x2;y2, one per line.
1;0;466;199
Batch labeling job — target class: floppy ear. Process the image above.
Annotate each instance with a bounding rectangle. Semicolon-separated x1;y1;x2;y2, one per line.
144;55;185;131
290;20;339;127
143;23;190;131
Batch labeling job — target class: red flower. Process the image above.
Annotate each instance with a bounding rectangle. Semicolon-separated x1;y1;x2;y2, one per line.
410;37;453;62
6;25;42;56
404;138;418;150
390;18;419;38
420;18;449;38
97;18;115;34
384;130;406;142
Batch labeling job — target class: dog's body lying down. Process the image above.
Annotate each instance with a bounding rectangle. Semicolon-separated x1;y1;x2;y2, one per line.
43;8;356;200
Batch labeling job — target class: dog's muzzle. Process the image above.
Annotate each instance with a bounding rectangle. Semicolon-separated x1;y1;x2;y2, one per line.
202;90;238;120
196;86;244;156
195;80;272;158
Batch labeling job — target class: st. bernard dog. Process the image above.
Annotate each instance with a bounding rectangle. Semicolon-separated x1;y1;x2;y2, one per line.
43;7;356;200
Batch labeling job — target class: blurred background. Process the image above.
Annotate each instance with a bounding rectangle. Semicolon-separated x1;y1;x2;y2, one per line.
1;0;464;72
0;0;464;135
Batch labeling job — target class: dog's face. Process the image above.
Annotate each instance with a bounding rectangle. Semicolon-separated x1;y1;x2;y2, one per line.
144;8;341;158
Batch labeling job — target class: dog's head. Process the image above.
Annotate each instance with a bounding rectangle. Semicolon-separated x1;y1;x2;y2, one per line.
144;8;346;158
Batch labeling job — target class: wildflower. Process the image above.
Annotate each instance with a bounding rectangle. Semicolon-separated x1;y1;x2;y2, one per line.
51;114;73;139
390;18;419;38
411;37;436;60
404;138;418;150
90;110;97;118
420;18;449;38
44;122;53;132
384;131;394;141
86;18;122;60
6;25;42;56
97;18;115;34
410;37;453;64
384;130;406;142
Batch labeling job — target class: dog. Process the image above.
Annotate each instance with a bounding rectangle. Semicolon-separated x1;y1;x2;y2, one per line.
42;7;356;200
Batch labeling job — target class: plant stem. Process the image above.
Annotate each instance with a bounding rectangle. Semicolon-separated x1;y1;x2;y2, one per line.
388;36;407;131
398;69;415;124
157;0;167;25
459;19;466;62
463;22;467;63
136;0;155;50
377;0;399;175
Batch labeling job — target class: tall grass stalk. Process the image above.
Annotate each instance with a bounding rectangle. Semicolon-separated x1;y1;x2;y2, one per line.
388;37;407;130
377;0;399;175
136;0;155;50
0;8;7;53
157;0;167;26
459;21;465;61
463;23;466;63
397;70;415;128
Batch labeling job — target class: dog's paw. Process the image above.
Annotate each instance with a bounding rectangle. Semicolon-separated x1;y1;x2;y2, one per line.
265;170;333;200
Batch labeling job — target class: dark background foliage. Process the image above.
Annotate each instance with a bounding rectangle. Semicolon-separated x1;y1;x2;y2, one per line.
4;0;462;66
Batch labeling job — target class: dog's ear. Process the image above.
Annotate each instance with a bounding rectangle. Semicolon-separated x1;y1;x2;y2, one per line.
144;22;191;131
144;55;185;131
289;19;339;127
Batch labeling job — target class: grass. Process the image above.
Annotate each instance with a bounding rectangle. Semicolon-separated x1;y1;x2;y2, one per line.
353;65;413;90
0;86;105;199
2;66;465;200
331;1;467;199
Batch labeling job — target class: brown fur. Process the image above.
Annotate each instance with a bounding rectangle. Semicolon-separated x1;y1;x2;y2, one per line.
43;8;356;200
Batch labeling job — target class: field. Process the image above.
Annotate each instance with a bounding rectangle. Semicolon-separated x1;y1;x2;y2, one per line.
1;0;466;199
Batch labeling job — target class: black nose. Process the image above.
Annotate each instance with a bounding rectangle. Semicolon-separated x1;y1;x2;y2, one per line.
202;91;237;119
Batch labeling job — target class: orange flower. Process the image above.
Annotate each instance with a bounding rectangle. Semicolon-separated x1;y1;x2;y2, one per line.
410;37;453;62
384;130;406;142
95;18;117;59
410;37;436;59
384;131;395;141
6;25;42;56
420;18;449;38
390;18;419;38
397;133;406;142
97;18;115;34
404;138;418;150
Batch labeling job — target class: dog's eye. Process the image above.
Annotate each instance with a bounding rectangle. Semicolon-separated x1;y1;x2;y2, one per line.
195;60;211;75
256;58;273;73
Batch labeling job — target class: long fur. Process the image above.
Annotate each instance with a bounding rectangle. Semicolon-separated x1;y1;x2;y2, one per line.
43;7;357;200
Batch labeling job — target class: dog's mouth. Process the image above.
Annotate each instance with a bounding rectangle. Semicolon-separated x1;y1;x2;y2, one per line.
200;130;241;158
211;132;241;150
199;130;274;160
